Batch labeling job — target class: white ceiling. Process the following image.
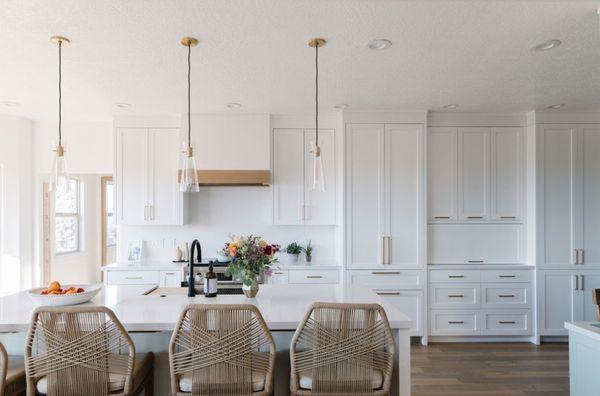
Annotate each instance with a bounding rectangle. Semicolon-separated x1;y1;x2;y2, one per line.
2;0;600;121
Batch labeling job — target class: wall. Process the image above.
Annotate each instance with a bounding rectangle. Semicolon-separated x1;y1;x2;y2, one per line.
0;115;33;294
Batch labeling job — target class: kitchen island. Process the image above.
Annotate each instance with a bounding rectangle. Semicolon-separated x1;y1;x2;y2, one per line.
0;284;411;396
565;321;600;396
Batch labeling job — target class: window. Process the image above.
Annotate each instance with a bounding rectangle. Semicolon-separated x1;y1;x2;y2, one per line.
54;178;81;254
105;180;116;247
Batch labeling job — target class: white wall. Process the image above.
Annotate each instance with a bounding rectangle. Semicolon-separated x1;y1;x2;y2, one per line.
0;115;33;294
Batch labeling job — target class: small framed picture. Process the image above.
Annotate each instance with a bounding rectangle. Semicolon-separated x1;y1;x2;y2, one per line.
127;240;143;262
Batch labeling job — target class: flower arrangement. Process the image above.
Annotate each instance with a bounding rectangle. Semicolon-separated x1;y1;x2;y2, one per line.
222;235;280;288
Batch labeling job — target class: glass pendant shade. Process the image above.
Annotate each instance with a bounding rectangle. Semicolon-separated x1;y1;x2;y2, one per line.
311;142;325;192
50;144;69;192
179;142;200;193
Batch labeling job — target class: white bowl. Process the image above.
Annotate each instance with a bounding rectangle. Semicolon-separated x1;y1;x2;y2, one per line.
28;284;103;307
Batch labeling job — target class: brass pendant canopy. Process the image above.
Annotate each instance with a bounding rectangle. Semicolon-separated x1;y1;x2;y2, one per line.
180;37;199;47
308;38;326;48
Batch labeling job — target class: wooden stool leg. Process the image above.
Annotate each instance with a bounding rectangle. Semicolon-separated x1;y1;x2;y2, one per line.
144;371;154;396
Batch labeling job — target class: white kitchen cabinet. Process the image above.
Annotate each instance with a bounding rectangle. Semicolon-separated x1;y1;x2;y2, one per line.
458;128;490;220
116;127;183;226
577;127;600;267
346;123;423;269
159;270;182;287
272;128;335;225
428;128;457;220
538;270;579;336
106;270;159;285
374;290;423;336
491;128;523;220
265;269;289;285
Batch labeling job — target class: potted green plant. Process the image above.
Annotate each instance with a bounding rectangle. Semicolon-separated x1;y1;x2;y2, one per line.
222;235;280;297
285;242;302;263
302;240;313;263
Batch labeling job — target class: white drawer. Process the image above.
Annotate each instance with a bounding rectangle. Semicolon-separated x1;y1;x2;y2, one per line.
430;270;480;283
266;270;289;285
106;270;159;285
289;270;339;284
482;310;531;335
482;283;530;308
481;270;532;283
373;290;423;336
430;310;481;335
347;270;423;288
430;284;480;309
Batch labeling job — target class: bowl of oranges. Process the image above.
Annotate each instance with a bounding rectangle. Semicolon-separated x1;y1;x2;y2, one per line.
28;281;102;306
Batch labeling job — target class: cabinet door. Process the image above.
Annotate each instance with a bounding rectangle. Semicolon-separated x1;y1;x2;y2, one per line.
374;290;423;336
266;270;289;285
458;128;490;220
116;128;148;225
538;126;577;267
159;270;182;287
428;128;457;220
385;124;422;268
491;128;522;220
579;273;600;321
346;124;385;268
538;271;577;336
304;129;335;225
273;129;305;225
577;127;600;267
148;129;182;225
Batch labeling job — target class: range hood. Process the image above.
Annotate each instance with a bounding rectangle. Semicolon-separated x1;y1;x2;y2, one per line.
179;170;270;187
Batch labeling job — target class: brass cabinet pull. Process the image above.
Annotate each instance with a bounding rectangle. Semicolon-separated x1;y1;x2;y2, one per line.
581;249;585;265
306;275;323;279
581;275;585;291
125;276;143;280
376;291;401;296
448;321;465;324
498;295;515;298
381;236;391;265
448;294;465;298
274;272;284;275
371;271;401;275
164;272;175;275
499;321;516;324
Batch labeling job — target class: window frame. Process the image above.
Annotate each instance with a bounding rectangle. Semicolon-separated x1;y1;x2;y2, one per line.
54;178;82;255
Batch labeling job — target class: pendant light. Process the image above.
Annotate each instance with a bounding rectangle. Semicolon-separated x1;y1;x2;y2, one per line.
49;36;70;192
309;38;326;192
179;37;200;193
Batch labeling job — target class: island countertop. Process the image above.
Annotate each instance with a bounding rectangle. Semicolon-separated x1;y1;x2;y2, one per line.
0;284;411;332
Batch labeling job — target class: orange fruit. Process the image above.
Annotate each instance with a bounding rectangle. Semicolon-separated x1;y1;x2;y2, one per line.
47;281;61;292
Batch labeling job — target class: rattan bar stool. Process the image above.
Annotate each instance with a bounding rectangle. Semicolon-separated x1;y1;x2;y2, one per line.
24;306;154;396
1;342;26;396
169;304;275;396
290;302;395;396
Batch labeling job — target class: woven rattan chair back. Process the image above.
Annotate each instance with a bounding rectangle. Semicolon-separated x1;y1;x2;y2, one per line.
0;341;7;396
290;302;395;395
169;304;275;396
25;306;135;396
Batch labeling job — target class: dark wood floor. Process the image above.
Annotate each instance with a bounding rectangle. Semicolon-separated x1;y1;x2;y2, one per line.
412;343;569;396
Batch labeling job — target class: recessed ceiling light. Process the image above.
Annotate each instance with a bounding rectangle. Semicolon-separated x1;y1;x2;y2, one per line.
114;102;132;108
226;102;242;109
443;104;459;109
547;103;565;109
0;101;20;107
368;39;392;50
532;39;562;52
334;104;349;109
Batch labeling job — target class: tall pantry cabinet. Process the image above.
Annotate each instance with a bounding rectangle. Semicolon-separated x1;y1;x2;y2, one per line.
345;122;425;337
537;124;600;336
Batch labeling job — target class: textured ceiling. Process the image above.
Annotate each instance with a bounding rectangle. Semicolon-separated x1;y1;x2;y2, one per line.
1;0;600;121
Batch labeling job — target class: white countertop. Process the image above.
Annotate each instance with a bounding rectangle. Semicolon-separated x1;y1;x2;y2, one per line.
103;261;342;271
565;321;600;342
0;284;410;332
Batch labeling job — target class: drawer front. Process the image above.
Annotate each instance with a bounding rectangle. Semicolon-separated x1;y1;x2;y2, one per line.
347;270;423;288
482;283;530;308
482;310;531;335
159;271;182;287
481;270;532;283
266;270;289;285
430;284;480;309
106;270;159;285
289;270;339;284
374;290;423;336
430;270;480;283
430;310;481;335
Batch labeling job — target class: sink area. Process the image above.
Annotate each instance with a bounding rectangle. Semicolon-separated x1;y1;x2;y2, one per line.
145;287;244;296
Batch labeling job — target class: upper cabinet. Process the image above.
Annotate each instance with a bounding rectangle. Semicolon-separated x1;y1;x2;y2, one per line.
115;127;184;226
428;127;523;222
346;123;423;269
538;124;600;268
272;128;335;225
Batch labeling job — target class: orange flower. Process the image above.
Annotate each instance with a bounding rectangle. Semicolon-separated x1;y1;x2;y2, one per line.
229;246;238;257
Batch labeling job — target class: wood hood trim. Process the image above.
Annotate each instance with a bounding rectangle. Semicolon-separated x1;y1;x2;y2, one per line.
179;170;270;186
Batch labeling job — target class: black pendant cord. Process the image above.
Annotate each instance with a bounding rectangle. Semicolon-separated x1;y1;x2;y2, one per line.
58;40;62;146
187;42;191;148
315;44;319;148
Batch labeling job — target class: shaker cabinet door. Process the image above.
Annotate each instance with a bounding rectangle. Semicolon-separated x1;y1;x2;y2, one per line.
491;128;522;220
428;127;457;220
116;128;148;225
273;129;305;225
458;128;490;220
